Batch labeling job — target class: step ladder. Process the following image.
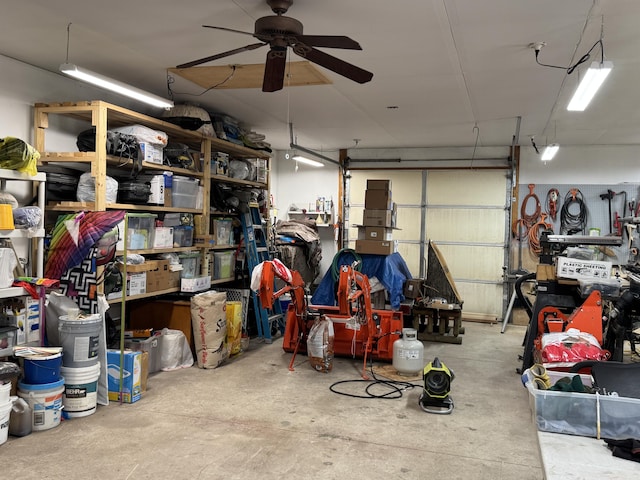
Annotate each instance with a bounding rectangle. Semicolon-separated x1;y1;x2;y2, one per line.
241;203;284;343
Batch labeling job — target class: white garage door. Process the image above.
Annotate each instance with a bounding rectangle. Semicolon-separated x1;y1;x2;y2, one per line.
347;169;509;319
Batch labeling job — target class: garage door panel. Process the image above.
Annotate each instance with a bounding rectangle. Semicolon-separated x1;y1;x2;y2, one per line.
427;170;506;206
351;171;422;205
395;207;421;239
456;283;503;318
433;244;504;281
426;209;506;243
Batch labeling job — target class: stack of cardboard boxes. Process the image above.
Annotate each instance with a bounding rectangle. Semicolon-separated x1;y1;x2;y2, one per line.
355;179;397;255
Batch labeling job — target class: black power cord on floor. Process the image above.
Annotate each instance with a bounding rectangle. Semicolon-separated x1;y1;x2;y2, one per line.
329;333;422;399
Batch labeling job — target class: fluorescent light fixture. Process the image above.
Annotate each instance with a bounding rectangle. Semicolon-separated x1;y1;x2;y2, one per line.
567;61;613;111
59;63;174;109
541;143;559;161
292;155;324;167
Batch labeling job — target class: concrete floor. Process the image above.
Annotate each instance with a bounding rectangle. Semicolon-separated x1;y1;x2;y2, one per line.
3;322;542;479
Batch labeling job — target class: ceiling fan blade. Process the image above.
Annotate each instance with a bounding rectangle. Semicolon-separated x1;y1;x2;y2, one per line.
292;35;362;50
294;45;373;84
176;42;266;69
202;25;258;37
262;48;287;92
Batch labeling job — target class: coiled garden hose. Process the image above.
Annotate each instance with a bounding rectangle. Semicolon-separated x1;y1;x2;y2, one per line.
331;248;362;281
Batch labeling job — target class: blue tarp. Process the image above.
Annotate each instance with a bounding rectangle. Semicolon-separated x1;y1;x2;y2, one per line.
311;252;413;310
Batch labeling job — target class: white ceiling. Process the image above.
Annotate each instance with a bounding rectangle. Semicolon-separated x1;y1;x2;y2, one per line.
1;0;638;152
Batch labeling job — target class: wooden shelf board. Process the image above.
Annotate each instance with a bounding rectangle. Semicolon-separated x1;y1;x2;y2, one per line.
107;287;181;304
116;247;200;255
46;201;201;213
211;173;267;188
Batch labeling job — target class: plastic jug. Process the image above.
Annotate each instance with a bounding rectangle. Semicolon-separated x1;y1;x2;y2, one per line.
9;397;32;437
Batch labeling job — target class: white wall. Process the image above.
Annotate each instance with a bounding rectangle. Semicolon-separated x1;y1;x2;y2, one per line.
271;150;340;283
519;145;640;184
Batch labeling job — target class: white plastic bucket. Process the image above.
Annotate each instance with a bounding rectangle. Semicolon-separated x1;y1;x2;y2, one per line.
17;378;64;431
0;398;12;446
0;381;10;404
58;314;102;367
60;362;101;418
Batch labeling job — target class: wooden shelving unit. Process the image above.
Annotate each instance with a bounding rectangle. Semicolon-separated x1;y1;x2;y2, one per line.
34;100;273;317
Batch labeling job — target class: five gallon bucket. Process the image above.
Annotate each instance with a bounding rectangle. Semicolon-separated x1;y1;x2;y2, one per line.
17;378;64;431
22;353;62;385
59;314;102;367
60;362;101;419
0;398;12;445
0;381;10;404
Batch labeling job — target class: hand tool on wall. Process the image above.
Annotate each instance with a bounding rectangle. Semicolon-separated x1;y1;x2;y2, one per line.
599;189;615;234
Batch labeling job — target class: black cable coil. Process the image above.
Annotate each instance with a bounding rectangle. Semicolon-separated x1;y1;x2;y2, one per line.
560;189;588;234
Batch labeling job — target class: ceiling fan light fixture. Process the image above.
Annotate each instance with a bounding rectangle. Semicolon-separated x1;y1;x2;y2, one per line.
567;61;613;111
541;143;559;161
59;63;174;109
292;154;324;167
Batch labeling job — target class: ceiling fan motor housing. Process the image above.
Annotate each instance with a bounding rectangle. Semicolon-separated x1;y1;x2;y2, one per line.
255;16;303;43
267;0;293;15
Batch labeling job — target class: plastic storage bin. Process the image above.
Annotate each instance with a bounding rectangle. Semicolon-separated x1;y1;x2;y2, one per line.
171;176;199;209
213;251;234;280
117;213;157;250
173;225;194;247
523;368;640;440
212;218;233;245
178;252;201;279
124;335;163;373
0;326;18;357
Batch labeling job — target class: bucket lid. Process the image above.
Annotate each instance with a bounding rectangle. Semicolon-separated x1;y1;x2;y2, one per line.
59;313;101;324
23;352;63;361
18;377;65;390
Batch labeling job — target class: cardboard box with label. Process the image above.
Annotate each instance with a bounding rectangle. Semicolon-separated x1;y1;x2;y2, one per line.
139;142;163;164
107;350;142;403
181;276;211;292
357;226;393;241
363;205;396;228
364;189;393;210
404;278;424;299
355;239;396;255
153;227;174;248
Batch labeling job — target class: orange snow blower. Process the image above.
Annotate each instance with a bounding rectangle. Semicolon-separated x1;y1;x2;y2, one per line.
256;260;403;378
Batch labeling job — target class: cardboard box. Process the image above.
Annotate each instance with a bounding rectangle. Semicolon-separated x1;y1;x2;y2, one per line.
181;276;211;293
146;260;171;293
168;270;181;289
556;257;612;280
365;189;393;210
139;142;163;164
367;179;392;190
193;234;216;248
355;239;396;255
403;278;424;299
357;226;393;241
107;350;142;403
153;227;174;248
363;206;396;227
127;272;147;296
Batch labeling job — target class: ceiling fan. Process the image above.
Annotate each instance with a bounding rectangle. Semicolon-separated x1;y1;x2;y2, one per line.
176;0;373;92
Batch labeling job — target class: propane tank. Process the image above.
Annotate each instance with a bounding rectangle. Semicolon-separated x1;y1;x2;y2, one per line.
392;328;424;375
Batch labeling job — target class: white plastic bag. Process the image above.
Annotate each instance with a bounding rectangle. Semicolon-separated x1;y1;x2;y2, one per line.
77;172;118;203
112;124;168;147
0;248;17;288
307;315;334;373
160;328;194;371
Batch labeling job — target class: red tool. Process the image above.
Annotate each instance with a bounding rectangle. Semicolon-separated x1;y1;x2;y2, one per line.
257;260;402;378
